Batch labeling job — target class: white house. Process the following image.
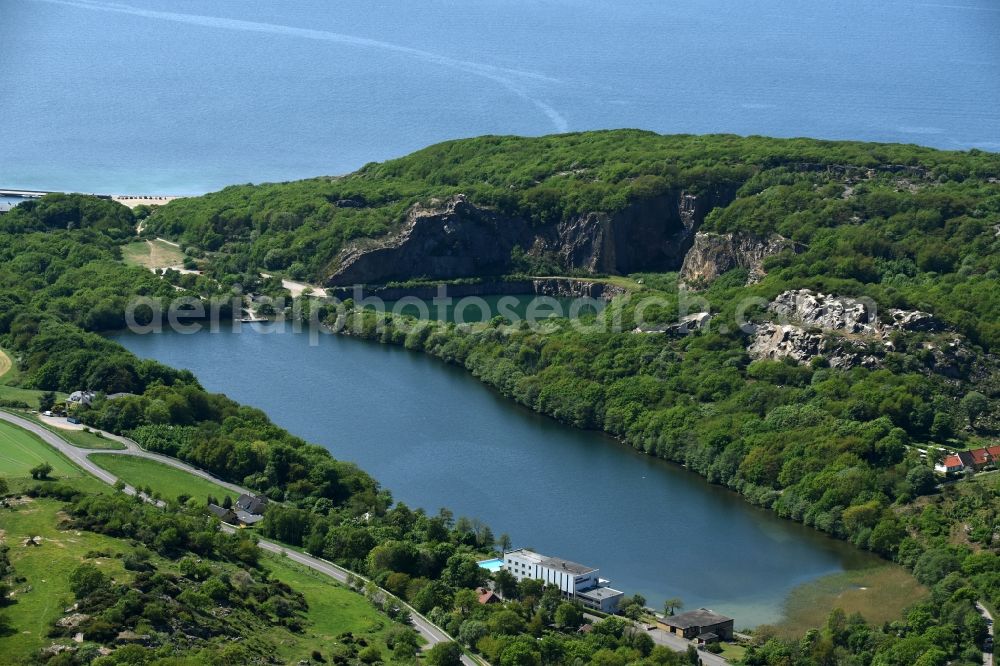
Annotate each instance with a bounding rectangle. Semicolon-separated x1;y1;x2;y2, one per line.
502;549;624;613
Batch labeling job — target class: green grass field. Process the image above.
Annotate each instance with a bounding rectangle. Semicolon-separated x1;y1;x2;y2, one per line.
773;563;928;639
0;421;82;481
121;239;183;270
59;428;126;451
260;554;396;662
89;454;237;504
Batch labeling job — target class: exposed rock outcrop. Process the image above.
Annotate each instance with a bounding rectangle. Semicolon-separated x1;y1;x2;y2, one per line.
326;187;736;286
748;289;952;371
635;312;713;335
680;231;802;286
767;290;939;339
531;278;628;300
748;323;828;364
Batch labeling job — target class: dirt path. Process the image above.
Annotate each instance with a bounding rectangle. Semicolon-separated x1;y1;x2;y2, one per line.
261;273;327;298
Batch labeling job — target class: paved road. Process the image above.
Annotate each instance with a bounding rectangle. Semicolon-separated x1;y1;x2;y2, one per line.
0;410;477;665
977;602;994;666
3;411;150;500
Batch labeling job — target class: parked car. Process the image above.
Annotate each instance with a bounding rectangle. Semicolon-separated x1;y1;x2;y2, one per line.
984;636;993;652
42;410;53;417
67;417;80;425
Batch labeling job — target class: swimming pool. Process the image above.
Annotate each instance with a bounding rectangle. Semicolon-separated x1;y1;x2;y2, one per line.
478;558;504;573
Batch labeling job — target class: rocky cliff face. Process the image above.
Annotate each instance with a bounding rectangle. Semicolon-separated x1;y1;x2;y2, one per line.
326;195;524;286
325;188;735;286
680;231;801;286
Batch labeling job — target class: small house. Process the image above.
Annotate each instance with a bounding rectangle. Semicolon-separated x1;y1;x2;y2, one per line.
236;493;268;515
207;503;238;524
659;608;734;641
935;446;1000;474
476;587;500;605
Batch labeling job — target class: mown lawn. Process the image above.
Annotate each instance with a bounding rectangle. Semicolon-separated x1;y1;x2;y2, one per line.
260;553;397;662
0;421;82;481
773;563;928;639
89;454;237;504
59;428;126;451
0;497;133;662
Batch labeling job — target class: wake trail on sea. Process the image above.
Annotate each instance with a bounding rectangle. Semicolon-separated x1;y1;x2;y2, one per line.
34;0;570;133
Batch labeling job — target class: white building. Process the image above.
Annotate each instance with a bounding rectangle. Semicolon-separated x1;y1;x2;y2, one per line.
502;549;624;613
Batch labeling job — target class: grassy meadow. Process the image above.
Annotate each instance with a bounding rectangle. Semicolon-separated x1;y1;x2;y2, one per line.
58;428;126;451
260;553;397;661
121;238;183;270
89;454;238;504
0;497;134;661
0;492;396;664
0;421;82;481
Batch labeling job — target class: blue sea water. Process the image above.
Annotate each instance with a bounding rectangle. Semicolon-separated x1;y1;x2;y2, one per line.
2;0;998;194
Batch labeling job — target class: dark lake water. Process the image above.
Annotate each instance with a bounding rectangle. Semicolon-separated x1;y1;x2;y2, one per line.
4;0;998;194
113;323;887;626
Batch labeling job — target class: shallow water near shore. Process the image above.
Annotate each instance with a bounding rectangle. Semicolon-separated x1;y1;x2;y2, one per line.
112;322;913;626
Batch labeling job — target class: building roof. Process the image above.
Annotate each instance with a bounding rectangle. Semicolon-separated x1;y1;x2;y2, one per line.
236;493;268;515
662;608;733;629
969;446;1000;466
941;454;964;469
577;586;624;601
476;588;500;604
235;510;265;525
207;504;236;521
941;447;1000;471
506;548;596;575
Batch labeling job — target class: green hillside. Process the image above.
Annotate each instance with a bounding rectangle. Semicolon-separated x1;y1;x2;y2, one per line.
1;132;997;665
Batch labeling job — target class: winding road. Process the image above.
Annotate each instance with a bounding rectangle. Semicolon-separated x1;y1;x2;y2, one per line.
0;410;477;665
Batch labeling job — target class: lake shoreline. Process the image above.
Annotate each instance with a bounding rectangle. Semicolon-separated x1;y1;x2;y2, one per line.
113;322;913;627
